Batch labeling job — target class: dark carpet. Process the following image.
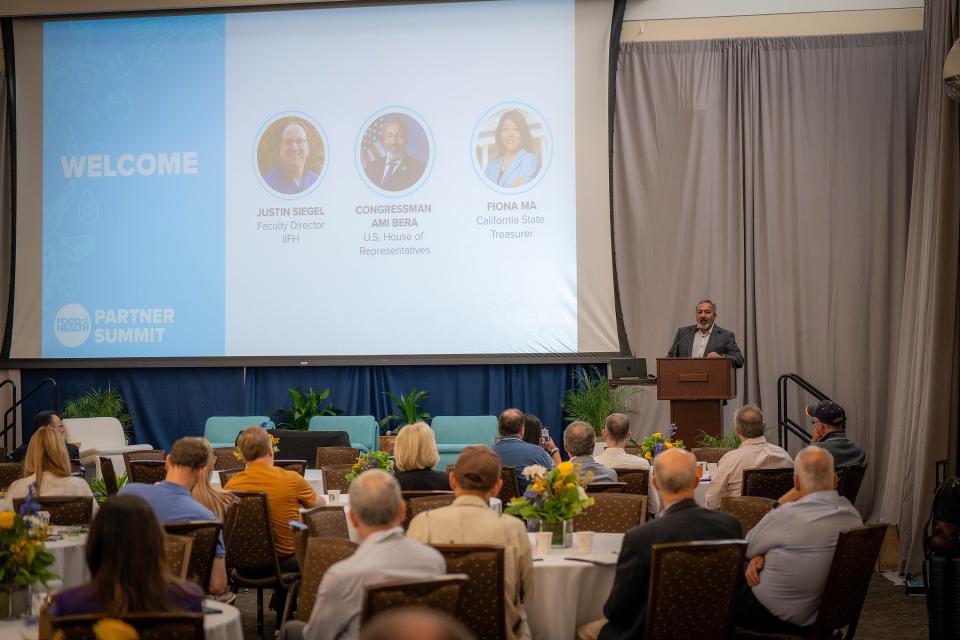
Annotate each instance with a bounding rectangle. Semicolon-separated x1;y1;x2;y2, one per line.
232;573;927;639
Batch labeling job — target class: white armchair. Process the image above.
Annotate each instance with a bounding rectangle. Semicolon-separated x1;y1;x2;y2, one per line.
62;417;153;477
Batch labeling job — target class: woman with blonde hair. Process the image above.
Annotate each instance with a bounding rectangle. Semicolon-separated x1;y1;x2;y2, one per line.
190;444;236;520
3;426;96;512
394;422;450;491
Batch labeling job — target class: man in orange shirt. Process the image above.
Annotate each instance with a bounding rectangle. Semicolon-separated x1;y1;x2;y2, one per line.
225;427;320;565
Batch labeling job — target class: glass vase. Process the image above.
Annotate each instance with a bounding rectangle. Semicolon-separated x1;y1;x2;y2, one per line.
0;584;30;620
537;519;573;548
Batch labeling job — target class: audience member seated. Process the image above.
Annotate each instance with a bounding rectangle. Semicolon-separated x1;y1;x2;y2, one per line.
46;494;204;617
806;400;866;469
2;426;97;514
522;414;561;465
594;413;659;513
408;445;532;640
705;405;793;509
225;427;320;566
577;449;741;640
191;442;238;520
394;422;450;491
280;469;447;640
735;447;863;633
359;607;475;640
564;421;618;484
119;437;228;595
11;411;80;463
492;409;555;492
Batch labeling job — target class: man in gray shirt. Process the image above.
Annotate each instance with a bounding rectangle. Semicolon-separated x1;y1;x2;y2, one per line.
564;421;618;484
280;470;447;640
735;447;862;632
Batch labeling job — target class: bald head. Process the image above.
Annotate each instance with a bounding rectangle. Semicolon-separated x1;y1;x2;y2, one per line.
653;448;698;495
498;409;524;437
564;421;596;457
794;447;836;493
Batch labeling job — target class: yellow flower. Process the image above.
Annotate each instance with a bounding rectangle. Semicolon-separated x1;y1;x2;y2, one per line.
557;461;573;477
92;618;139;640
565;482;576;489
0;512;15;529
553;479;566;491
653;432;662;438
664;442;674;449
644;451;652;460
531;478;546;492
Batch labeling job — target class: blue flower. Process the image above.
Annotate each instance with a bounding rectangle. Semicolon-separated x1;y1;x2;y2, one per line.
654;442;665;455
260;421;269;429
19;483;41;517
523;489;539;501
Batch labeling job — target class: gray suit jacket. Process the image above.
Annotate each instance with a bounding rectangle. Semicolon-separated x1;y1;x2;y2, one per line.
667;324;744;368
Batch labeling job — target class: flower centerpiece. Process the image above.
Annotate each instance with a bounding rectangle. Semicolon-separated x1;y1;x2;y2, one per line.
233;422;281;460
640;425;685;461
345;451;394;482
0;486;57;619
504;462;594;547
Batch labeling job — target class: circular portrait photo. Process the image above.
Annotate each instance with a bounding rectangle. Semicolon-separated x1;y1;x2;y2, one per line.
473;104;551;193
256;114;326;197
358;110;431;194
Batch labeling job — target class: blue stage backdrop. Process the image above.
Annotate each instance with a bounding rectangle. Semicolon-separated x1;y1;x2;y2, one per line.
21;364;600;452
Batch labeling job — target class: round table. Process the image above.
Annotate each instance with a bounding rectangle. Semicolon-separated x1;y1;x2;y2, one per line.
525;532;623;640
46;533;91;589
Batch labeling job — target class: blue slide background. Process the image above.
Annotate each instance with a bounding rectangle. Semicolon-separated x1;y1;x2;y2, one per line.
42;15;226;357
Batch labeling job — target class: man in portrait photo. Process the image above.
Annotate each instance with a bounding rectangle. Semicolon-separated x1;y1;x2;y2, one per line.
363;117;427;191
264;122;319;195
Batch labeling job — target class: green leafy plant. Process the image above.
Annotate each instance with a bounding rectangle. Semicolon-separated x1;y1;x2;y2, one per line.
562;366;639;436
0;488;57;586
274;387;337;431
90;472;128;504
697;430;742;448
61;387;134;444
345;451;394;482
505;461;594;523
379;388;431;434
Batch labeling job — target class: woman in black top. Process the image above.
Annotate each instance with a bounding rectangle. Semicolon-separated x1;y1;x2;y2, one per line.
393;422;451;491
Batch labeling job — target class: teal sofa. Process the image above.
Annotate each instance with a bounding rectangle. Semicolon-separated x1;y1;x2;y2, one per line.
308;416;378;452
430;415;498;469
204;416;274;449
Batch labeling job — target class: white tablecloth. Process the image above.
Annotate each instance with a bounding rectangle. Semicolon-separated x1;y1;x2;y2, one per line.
46;533;90;589
525;532;623;640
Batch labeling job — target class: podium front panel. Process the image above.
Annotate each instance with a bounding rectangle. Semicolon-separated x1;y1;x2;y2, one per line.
656;357;736;400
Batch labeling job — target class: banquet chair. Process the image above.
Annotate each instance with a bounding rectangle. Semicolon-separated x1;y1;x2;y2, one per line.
127;460;168;485
12;496;94;525
322;464;354;493
587;482;627;494
49;612;205;640
692;447;734;464
163;534;193;580
361;575;468;626
218;468;243;487
719;496;775;537
212;447;245;471
409;494;457;519
164;521;223;591
742;468;795;501
122;449;166;470
401;490;455;530
274;459;308;476
0;462;23;491
223;492;300;636
837;463;868;505
98;457;120;495
433;545;505;640
613;468;649;496
624;446;643;456
316;446;361;469
302;505;350;540
644;540;747;640
734;523;887;640
573;493;647;534
296;537;358;622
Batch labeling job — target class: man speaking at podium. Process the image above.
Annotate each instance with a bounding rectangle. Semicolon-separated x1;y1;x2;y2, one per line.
667;300;744;368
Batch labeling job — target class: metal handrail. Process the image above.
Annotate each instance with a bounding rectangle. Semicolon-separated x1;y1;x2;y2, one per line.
0;378;58;451
777;373;830;450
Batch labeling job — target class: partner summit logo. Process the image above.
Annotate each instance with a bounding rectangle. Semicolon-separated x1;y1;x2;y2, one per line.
54;303;92;348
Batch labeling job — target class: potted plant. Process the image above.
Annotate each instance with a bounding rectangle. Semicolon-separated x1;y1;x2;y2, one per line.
378;388;431;453
562;366;639;437
273;387;337;431
90;472;128;504
0;488;57;618
60;386;134;445
697;430;741;449
504;462;594;547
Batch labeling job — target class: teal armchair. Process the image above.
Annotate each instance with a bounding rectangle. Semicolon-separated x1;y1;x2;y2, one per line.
430;416;498;469
308;416;378;452
204;416;274;449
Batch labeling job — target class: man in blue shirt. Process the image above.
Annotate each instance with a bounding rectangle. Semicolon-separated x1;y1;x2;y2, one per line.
491;408;555;492
120;437;227;595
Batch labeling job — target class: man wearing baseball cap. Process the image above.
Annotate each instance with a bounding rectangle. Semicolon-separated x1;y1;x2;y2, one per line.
806;400;865;469
408;445;532;640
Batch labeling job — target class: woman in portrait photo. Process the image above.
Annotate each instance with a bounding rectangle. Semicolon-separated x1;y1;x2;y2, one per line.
484;109;541;189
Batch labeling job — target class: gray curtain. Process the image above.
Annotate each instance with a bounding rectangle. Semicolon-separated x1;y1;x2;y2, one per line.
876;0;960;575
613;32;922;523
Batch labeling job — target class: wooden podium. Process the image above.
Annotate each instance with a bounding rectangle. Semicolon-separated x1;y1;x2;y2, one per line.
656;357;736;445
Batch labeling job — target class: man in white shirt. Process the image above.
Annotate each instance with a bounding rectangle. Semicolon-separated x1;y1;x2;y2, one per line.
280;470;447;640
704;405;792;509
594;413;659;514
408;445;533;640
